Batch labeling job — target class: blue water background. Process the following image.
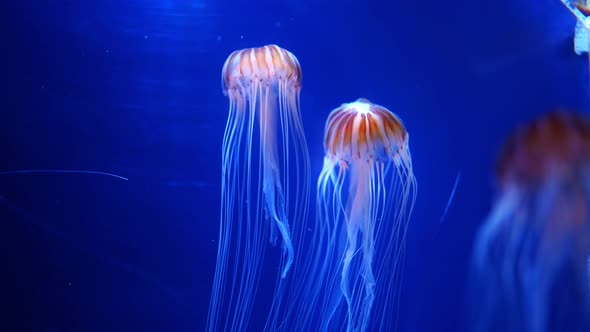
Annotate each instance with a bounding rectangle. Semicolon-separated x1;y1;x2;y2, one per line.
3;0;588;331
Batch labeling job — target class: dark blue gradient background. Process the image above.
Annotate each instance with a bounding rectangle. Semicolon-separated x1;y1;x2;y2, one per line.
2;0;587;331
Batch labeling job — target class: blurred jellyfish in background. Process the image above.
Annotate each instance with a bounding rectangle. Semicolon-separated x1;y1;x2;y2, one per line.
471;111;590;332
208;45;311;332
281;99;416;332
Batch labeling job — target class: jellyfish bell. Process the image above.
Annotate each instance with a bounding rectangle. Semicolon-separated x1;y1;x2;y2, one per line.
496;112;590;188
222;44;302;93
284;98;416;332
472;110;590;332
324;98;410;166
208;45;310;332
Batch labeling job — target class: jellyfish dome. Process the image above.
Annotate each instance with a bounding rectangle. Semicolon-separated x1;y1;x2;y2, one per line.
324;98;409;163
222;44;302;94
497;112;590;188
472;111;590;332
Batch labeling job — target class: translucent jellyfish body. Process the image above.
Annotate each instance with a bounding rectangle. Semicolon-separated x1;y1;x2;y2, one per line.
472;111;590;332
208;45;310;332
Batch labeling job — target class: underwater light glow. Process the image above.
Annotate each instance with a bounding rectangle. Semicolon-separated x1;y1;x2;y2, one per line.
346;99;372;115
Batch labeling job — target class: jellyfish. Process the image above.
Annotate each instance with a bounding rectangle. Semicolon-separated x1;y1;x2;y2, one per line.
279;98;416;332
471;111;590;332
207;45;311;332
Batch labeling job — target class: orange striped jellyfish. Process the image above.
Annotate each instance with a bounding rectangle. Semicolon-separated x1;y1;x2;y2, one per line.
471;111;590;332
208;45;311;332
290;99;416;331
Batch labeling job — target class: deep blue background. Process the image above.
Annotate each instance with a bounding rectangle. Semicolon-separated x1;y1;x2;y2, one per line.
2;0;588;331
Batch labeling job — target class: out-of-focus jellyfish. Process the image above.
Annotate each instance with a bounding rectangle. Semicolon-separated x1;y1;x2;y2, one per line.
283;99;416;332
471;111;590;332
208;45;310;332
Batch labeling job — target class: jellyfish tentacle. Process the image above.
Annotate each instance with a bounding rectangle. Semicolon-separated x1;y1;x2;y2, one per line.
0;169;128;180
259;83;293;278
